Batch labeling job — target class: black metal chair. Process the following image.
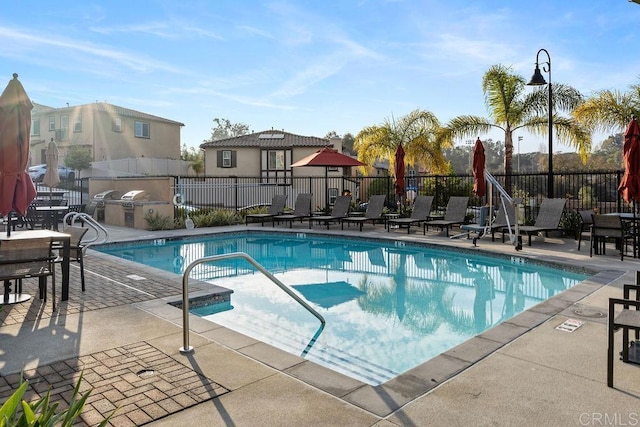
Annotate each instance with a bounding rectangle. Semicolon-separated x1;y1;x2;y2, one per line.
576;209;594;251
0;237;56;310
608;282;640;387
590;214;633;261
54;226;89;291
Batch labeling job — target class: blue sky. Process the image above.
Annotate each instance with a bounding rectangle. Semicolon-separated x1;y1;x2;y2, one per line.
2;0;639;154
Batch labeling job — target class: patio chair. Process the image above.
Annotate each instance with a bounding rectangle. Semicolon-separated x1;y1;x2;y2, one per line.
0;237;56;310
424;196;469;237
387;195;434;234
509;198;567;246
576;209;595;251
590;214;633;261
273;193;312;228
245;194;287;226
308;195;351;229
54;226;89;291
341;194;386;231
607;283;640;387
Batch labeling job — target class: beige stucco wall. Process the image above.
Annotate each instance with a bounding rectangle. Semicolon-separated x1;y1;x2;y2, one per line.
30;104;181;166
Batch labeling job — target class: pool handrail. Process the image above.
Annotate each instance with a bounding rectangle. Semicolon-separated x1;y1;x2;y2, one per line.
180;251;326;354
61;211;109;252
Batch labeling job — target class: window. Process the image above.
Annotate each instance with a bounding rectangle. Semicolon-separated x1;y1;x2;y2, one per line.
222;150;231;167
73;114;82;132
48;116;55;131
58;115;69;141
135;121;150;138
217;150;236;168
328;188;338;205
113;117;122;133
31;118;40;136
268;150;285;170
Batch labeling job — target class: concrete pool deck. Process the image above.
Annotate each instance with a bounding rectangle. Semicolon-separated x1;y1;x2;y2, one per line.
1;222;640;426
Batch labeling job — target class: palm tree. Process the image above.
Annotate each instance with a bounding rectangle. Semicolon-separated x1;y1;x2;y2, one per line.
438;65;589;193
354;109;450;176
573;83;640;133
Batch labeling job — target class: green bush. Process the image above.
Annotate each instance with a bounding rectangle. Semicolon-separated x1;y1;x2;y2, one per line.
191;209;242;227
144;212;175;230
0;372;113;426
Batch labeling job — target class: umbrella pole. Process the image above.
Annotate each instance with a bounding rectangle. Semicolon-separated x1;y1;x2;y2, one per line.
325;167;329;211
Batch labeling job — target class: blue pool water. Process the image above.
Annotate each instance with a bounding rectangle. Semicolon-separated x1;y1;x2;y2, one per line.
97;232;588;385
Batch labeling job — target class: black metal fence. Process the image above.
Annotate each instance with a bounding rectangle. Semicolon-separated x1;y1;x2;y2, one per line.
171;170;627;217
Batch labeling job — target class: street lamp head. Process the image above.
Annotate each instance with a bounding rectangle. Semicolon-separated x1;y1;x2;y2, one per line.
527;65;547;86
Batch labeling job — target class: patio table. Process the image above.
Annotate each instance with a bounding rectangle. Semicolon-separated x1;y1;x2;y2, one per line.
0;229;71;301
35;205;69;231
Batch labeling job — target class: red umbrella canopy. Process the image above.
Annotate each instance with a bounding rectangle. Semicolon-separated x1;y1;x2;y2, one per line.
618;117;640;204
394;143;406;195
472;138;486;198
0;73;37;217
291;146;366;168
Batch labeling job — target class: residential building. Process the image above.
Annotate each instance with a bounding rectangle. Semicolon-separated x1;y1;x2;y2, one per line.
200;130;348;180
29;102;184;166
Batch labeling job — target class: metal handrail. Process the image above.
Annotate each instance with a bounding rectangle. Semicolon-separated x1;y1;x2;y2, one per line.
180;252;325;354
62;212;109;251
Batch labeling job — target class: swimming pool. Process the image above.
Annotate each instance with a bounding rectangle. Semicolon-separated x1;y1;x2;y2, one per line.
97;231;588;385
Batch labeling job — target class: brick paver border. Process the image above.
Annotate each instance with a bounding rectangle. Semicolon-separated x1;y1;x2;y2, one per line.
0;341;229;425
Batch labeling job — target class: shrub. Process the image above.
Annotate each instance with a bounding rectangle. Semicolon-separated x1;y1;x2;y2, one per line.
0;372;113;426
144;212;175;230
191;209;242;227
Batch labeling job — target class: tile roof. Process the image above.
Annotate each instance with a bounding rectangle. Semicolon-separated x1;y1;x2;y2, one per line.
200;130;330;149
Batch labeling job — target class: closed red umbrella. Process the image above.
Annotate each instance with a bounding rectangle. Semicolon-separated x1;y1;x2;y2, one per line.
472;138;486;198
618;116;640;204
292;146;366;208
394;143;405;196
0;73;37;220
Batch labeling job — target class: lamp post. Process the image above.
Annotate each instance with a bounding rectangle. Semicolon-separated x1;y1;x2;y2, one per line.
517;136;523;173
527;48;553;199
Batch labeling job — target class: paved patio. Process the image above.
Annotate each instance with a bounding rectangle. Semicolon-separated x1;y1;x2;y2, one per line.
1;222;640;426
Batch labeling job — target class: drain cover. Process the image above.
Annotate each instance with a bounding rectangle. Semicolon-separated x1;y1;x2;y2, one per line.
136;369;155;377
573;308;605;318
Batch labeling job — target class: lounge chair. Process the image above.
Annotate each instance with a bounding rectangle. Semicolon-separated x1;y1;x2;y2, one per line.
387;195;434;234
245;194;287;226
424;196;469;237
273;193;312;228
341;195;386;231
509;198;566;246
308;195;351;229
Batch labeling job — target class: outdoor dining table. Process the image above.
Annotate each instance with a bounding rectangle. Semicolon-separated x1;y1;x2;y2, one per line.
35;205;69;231
0;229;71;301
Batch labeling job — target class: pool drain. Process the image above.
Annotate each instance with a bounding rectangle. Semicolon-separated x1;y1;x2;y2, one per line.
573;308;605;318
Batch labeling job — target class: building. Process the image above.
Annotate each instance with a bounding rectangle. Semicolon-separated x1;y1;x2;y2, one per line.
30;102;184;166
200;130;346;180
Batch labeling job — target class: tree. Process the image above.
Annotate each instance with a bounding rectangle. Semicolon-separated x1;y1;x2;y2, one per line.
207;118;250;141
325;131;356;154
438;64;590;192
354;109;450;176
64;145;92;177
181;144;204;176
573;82;640;132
